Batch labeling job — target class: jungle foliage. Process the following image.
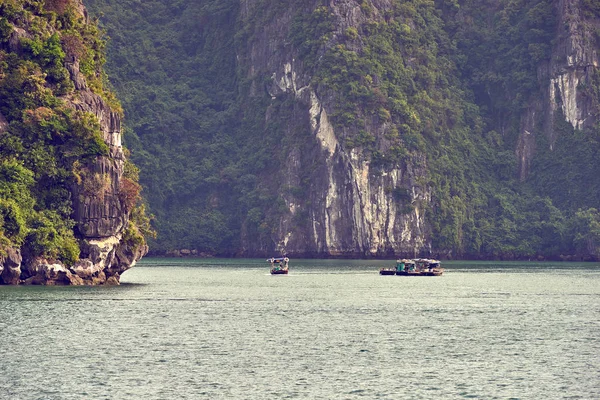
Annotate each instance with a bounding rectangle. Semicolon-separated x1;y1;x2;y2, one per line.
438;0;600;259
0;0;147;263
84;0;292;254
82;0;600;259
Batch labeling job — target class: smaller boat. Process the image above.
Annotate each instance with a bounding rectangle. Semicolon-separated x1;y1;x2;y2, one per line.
268;257;289;275
379;268;396;275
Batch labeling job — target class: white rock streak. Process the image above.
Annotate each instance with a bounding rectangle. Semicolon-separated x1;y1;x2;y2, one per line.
272;60;427;255
550;74;583;130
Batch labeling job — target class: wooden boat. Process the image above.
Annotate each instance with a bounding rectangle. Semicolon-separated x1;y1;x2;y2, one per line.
268;257;289;275
421;270;443;276
379;268;396;275
382;258;444;276
414;258;443;276
271;268;288;275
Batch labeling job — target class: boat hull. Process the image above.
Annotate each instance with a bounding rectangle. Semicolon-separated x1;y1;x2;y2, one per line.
396;271;422;276
396;270;443;276
270;269;288;275
379;269;396;275
421;270;443;276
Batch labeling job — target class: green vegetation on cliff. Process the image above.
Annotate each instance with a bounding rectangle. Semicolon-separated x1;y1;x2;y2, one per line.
83;0;600;259
85;0;286;254
443;0;600;259
0;0;149;263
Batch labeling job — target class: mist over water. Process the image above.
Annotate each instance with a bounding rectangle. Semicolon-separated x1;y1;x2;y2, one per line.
1;259;599;399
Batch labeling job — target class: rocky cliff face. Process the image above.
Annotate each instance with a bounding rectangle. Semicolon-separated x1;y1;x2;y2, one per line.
517;0;600;179
80;0;599;259
66;85;147;285
0;0;146;285
239;0;432;257
548;0;599;131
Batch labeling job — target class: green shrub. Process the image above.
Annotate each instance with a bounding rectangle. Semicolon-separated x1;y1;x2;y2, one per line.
0;18;13;42
345;27;358;40
0;199;27;243
24;210;79;265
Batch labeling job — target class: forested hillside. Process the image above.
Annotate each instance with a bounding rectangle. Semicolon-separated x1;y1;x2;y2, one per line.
0;0;150;285
84;0;600;260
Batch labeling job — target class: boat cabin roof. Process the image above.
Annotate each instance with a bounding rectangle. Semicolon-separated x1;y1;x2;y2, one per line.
398;258;440;264
267;257;289;262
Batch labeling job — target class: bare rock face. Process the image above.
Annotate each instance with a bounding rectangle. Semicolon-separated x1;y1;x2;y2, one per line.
0;112;8;133
71;259;107;285
239;0;431;257
65;58;88;91
517;0;600;179
7;27;30;53
49;88;140;284
21;258;84;286
71;155;127;238
0;248;22;285
547;0;599;132
108;240;149;279
66;89;128;242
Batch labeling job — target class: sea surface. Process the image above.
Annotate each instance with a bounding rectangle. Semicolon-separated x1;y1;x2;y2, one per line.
1;258;599;399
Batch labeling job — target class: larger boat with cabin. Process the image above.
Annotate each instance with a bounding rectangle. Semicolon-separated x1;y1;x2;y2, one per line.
380;258;443;276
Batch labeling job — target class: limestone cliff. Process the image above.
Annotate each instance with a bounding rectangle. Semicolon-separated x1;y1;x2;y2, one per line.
517;0;600;179
82;0;600;259
239;0;600;258
238;0;434;257
0;0;147;285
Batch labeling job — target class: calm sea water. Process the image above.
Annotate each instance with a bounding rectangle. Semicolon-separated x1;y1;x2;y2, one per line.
1;258;599;399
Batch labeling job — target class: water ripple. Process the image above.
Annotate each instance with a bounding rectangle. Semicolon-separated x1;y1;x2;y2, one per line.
1;260;599;399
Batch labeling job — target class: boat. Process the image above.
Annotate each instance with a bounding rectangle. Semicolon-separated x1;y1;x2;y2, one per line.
394;259;420;276
379;268;396;275
268;257;289;275
385;258;443;276
380;259;414;275
419;259;443;276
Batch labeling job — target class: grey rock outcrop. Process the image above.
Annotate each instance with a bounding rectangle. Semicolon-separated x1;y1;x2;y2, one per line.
547;0;599;131
0;248;22;285
7;27;30;53
239;0;431;257
0;112;8;133
517;0;600;179
22;258;84;286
